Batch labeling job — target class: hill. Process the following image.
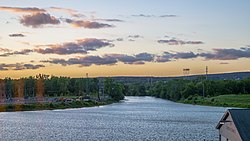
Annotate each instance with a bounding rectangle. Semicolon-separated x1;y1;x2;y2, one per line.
104;71;250;83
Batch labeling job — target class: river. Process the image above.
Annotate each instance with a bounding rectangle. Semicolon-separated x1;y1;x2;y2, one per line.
0;96;227;141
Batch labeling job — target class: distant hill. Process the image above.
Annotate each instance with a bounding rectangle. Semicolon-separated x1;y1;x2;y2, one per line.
104;71;250;84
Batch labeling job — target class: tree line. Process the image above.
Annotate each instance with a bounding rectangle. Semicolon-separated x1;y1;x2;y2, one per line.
125;77;250;101
0;75;125;102
1;74;250;103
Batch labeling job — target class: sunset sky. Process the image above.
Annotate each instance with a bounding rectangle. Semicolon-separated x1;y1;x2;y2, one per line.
0;0;250;78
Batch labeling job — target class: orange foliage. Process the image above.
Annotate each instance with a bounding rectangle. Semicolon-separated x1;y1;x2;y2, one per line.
14;104;23;112
36;79;45;101
14;79;25;100
0;80;5;103
0;105;5;112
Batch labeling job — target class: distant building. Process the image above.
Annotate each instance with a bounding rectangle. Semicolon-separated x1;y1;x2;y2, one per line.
216;109;250;141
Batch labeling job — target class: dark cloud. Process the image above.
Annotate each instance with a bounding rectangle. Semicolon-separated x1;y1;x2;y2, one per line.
0;6;46;13
0;63;45;71
156;52;198;62
39;46;250;67
127;35;143;42
116;38;124;41
35;38;113;55
135;52;155;61
199;47;250;60
9;33;25;37
42;56;117;67
157;47;250;62
65;19;113;29
96;19;124;22
0;49;33;57
128;35;143;38
132;14;154;17
42;52;155;67
159;15;177;18
40;58;67;66
20;13;60;28
158;39;204;45
0;38;113;57
172;52;198;59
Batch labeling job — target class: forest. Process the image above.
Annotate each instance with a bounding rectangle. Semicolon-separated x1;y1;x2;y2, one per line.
1;74;250;107
0;75;125;103
126;76;250;100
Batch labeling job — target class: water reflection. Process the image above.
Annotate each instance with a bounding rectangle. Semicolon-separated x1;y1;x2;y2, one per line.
0;96;226;141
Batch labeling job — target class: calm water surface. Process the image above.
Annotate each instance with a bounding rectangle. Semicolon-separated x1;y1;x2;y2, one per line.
0;96;227;141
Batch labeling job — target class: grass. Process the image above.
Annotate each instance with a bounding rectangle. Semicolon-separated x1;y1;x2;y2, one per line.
180;94;250;108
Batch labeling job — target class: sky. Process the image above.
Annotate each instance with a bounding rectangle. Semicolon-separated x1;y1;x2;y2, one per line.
0;0;250;78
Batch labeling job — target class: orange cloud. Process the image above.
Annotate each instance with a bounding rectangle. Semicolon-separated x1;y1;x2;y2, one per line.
49;7;84;17
0;6;45;13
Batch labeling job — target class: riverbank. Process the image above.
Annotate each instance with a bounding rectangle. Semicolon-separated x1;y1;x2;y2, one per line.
179;94;250;108
0;99;116;112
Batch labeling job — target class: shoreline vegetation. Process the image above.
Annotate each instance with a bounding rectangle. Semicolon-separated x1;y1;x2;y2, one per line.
124;76;250;108
179;94;250;108
0;98;116;112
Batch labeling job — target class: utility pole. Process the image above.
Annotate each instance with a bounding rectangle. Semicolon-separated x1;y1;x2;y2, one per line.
98;78;104;101
202;66;208;97
206;66;208;80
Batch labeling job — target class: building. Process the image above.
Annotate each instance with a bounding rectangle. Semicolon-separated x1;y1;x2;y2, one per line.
216;109;250;141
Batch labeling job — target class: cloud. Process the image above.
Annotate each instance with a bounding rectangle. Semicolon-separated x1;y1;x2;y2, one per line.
64;19;113;29
132;14;154;17
0;47;12;52
9;33;25;37
42;52;155;67
39;46;250;67
42;56;117;67
159;15;177;18
116;38;124;41
0;63;45;71
0;49;33;57
128;35;143;38
95;19;124;22
105;52;154;64
132;14;177;18
18;41;30;45
35;38;113;55
155;52;197;62
158;39;204;45
20;13;60;28
172;52;198;59
0;38;113;57
0;6;46;13
156;47;250;62
127;35;143;41
220;62;229;65
49;7;84;18
199;47;250;60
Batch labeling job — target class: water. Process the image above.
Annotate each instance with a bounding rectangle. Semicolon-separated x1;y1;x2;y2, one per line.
0;96;227;141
